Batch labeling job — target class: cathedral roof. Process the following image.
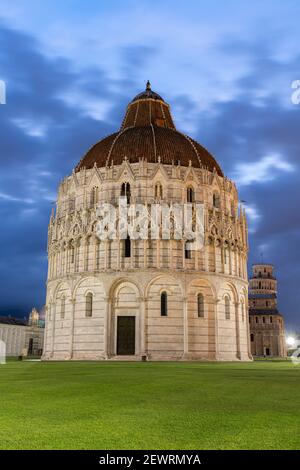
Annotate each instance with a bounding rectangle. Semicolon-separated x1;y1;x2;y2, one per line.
76;82;223;175
0;316;27;326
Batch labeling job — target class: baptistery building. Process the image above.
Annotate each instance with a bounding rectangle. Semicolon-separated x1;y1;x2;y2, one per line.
43;82;251;361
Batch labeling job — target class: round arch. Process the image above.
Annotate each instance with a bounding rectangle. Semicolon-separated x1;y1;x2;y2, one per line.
72;275;106;300
109;277;142;301
187;277;218;301
145;274;184;299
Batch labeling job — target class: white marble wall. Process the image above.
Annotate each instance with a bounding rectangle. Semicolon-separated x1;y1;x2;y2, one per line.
43;161;251;361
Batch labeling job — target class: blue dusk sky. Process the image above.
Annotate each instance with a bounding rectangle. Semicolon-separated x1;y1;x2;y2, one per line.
0;0;299;330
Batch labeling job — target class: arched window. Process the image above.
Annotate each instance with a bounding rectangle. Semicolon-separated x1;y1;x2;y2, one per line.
161;291;168;316
124;235;131;258
270;316;273;323
185;241;192;259
187;187;194;203
213;193;220;208
90;186;98;207
225;296;230;319
60;297;65;319
263;316;265;323
86;293;93;318
121;182;131;204
155;182;163;199
250;333;254;342
197;293;204;318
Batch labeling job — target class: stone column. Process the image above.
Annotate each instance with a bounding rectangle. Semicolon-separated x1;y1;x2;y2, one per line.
48;253;52;279
213;241;217;272
75;240;80;273
245;299;252;359
54;251;58;277
131;240;134;269
214;299;220;360
204;239;209;271
229;246;232;275
42;306;48;359
183;296;188;357
68;298;76;359
195;242;199;271
235;301;241;360
103;296;110;358
240;253;243;279
221;242;225;274
139;296;146;357
50;302;56;358
92;236;97;271
84;236;89;271
65;246;69;274
117;237;121;270
157;239;161;268
104;240;109;270
143;240;147;268
96;239;100;270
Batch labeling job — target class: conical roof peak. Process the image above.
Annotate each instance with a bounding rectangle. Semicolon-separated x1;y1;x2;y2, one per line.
122;83;175;130
131;81;165;104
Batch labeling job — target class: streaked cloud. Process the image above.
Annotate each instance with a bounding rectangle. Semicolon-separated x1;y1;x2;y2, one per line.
12;118;47;138
243;203;261;234
0;192;34;204
232;154;294;186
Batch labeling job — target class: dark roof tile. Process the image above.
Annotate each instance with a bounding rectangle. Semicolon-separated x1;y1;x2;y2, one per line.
76;85;223;176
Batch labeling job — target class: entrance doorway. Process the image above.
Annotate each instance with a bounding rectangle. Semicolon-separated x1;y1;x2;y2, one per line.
117;316;135;355
265;347;270;356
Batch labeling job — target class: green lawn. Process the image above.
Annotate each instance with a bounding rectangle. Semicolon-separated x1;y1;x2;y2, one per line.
0;361;299;450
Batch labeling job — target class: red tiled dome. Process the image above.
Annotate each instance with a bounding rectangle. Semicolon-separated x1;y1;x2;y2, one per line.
76;83;223;176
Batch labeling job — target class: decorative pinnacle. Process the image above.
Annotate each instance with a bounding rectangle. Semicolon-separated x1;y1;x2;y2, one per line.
146;80;151;91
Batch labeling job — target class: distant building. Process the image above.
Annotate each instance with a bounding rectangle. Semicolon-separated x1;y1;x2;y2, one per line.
0;317;27;357
0;308;45;357
249;264;287;357
26;308;45;356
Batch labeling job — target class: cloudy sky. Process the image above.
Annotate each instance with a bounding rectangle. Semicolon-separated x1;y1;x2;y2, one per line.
0;0;299;330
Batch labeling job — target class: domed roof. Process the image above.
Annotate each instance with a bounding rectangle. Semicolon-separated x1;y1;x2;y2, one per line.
76;82;223;176
131;80;165;103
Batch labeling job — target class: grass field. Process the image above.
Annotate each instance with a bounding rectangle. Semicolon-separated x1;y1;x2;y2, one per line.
0;361;299;450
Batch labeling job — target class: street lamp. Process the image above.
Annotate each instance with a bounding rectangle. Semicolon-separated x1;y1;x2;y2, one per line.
286;336;296;347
